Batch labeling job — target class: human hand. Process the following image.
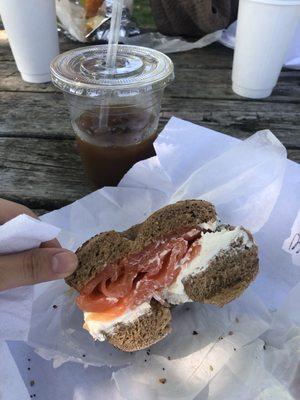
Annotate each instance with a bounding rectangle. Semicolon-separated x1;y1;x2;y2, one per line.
0;199;78;292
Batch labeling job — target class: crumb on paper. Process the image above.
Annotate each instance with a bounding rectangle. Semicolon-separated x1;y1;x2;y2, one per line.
209;365;213;371
27;367;31;371
228;331;234;336
159;378;167;384
144;359;147;362
192;330;198;335
235;317;239;323
263;343;267;350
218;336;224;340
52;304;58;309
82;354;86;358
233;347;236;351
27;358;31;362
162;367;165;371
30;380;35;387
167;356;171;360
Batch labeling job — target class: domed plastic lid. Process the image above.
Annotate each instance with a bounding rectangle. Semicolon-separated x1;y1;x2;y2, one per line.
50;45;174;97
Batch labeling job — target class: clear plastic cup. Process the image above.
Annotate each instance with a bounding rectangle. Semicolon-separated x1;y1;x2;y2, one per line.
51;45;174;187
232;0;300;99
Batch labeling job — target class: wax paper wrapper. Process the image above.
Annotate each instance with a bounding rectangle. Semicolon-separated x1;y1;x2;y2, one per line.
2;117;300;399
16;117;300;396
282;209;300;266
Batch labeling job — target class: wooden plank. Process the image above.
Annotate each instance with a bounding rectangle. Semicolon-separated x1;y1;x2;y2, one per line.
288;149;300;163
0;30;234;68
0;137;94;209
169;69;300;102
0;92;73;138
0;62;55;93
1;61;300;105
1;29;298;79
1;137;299;211
0;32;82;62
160;97;300;147
0;91;299;148
33;209;50;216
1;29;299;212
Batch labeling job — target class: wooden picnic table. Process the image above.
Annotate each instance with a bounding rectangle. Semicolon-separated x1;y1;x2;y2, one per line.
1;32;300;215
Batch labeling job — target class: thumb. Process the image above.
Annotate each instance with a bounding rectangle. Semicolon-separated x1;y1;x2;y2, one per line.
0;248;78;292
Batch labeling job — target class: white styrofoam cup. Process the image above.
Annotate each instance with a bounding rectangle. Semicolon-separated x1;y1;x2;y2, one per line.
232;0;300;98
0;0;59;83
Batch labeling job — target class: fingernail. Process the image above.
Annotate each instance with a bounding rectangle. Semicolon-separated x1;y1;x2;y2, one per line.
52;252;78;276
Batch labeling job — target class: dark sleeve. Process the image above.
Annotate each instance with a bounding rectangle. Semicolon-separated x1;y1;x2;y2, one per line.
149;0;239;37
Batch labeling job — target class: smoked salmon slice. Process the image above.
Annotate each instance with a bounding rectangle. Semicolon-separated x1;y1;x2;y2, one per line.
76;228;202;320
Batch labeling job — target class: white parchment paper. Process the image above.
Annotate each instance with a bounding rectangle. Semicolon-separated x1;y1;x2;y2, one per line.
283;209;300;266
1;117;300;399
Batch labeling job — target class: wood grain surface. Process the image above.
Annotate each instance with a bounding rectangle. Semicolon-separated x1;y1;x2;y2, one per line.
1;34;299;212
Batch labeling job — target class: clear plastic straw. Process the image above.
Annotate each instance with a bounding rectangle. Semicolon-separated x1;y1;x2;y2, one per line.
99;0;124;130
106;0;124;70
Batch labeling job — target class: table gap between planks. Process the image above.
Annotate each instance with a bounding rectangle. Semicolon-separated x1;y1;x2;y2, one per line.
0;32;299;214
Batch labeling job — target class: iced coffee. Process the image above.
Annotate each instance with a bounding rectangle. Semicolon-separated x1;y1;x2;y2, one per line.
75;106;157;186
51;45;174;187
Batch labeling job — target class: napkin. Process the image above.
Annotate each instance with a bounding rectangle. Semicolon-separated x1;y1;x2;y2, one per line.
0;214;60;254
0;214;60;341
0;209;60;399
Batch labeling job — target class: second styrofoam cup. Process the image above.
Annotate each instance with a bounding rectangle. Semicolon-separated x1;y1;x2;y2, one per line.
0;0;59;83
232;0;300;99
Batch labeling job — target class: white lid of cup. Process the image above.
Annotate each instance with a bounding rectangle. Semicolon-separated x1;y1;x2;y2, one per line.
50;45;174;97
